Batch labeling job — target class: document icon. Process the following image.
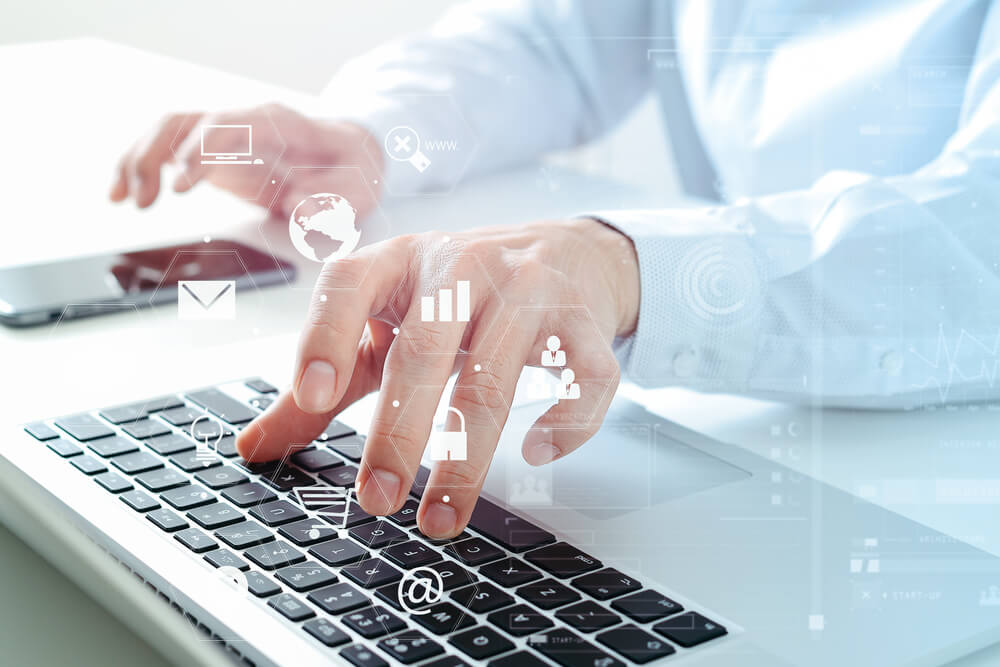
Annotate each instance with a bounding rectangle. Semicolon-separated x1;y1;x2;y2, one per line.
178;280;236;320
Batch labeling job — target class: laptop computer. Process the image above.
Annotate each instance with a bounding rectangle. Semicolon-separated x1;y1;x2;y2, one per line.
3;378;1000;666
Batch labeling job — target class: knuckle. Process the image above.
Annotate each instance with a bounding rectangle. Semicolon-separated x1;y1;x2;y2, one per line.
435;462;484;491
368;419;424;461
317;256;368;289
451;383;508;414
398;322;443;355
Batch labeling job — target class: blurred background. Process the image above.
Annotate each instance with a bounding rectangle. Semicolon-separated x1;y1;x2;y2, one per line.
1;0;678;195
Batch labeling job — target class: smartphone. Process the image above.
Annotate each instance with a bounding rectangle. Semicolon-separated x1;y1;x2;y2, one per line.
0;239;296;326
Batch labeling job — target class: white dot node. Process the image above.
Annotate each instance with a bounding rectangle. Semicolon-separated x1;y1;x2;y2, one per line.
319;294;327;302
392;327;400;335
203;236;211;243
443;236;451;243
442;495;450;503
474;364;482;372
392;399;400;407
271;179;276;184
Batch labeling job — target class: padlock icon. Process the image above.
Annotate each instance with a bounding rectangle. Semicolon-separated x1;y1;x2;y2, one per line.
428;407;468;462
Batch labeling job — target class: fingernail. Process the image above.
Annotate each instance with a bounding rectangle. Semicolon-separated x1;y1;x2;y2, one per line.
360;468;401;515
525;442;561;466
296;360;337;413
422;502;457;538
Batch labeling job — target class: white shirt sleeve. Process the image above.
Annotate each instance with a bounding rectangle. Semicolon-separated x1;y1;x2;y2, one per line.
597;12;1000;408
321;0;652;194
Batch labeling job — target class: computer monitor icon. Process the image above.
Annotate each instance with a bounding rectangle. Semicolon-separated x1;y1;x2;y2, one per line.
200;124;262;165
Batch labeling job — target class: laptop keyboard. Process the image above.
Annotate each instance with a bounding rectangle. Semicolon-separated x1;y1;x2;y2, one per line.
23;379;728;666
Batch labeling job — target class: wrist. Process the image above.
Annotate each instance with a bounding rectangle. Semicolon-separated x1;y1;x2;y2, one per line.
576;217;640;339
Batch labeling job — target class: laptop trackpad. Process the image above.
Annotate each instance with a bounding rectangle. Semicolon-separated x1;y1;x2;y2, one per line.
503;399;751;520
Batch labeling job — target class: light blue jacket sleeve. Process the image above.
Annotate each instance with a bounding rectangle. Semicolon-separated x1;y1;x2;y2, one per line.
599;5;1000;408
322;0;652;194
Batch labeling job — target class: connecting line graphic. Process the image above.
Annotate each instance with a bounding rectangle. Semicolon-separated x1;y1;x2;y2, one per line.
908;324;1000;402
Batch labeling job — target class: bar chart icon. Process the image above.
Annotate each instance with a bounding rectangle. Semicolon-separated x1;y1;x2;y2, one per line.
421;280;470;322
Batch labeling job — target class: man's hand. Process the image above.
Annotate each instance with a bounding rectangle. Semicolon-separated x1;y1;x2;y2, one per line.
236;218;640;538
109;104;383;218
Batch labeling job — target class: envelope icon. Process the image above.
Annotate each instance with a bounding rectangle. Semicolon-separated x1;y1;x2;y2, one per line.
178;280;236;320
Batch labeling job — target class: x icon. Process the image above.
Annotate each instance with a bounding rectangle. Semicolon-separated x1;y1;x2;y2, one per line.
393;135;411;153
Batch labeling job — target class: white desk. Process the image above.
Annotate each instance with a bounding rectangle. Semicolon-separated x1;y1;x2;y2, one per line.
2;39;998;666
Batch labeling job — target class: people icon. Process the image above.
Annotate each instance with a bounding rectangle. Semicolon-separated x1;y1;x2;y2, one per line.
541;335;566;367
554;367;580;400
510;474;553;506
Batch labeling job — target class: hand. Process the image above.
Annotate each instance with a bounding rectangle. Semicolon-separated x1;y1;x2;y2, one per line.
236;218;640;538
109;103;383;219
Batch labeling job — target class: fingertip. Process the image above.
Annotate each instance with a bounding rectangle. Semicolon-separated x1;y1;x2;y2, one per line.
109;179;127;202
358;467;402;516
419;502;458;539
294;360;338;414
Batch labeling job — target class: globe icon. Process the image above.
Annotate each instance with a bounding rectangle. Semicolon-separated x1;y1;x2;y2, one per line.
288;193;361;263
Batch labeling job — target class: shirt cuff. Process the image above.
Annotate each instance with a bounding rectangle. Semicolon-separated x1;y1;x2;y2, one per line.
589;206;766;391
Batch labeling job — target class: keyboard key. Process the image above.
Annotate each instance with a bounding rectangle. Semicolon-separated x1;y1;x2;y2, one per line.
411;528;471;546
412;601;475;635
611;589;683;623
187;414;230;440
110;451;163;475
653;611;727;647
327;435;365;462
423;656;470;667
144;433;194;456
146;508;188;532
161;485;214;511
531;628;625;667
245;540;305;570
450;626;514;660
374;580;427;612
55;414;115;441
268;593;315;622
377;630;444;664
290;447;344;472
450;582;514;613
487;651;549;667
250;499;306;527
249;395;273;411
88;436;138;458
382;540;442;569
121;419;171;440
388;499;419;526
246;378;278;394
480;557;542;588
349;520;407;549
307;581;367;614
468;498;555;553
342;606;406;639
556;600;622;633
47;439;83;458
261;464;315;491
174;528;217;553
279;519;339;546
99;396;183;424
310;538;369;567
244;570;281;598
217;435;239;458
24;422;60;441
318;465;358;488
597;624;675;663
194;466;248;490
303;617;351;647
95;472;133;493
425;559;476;591
159;406;204;427
315;419;356;442
487;604;554;637
220;482;277;508
445;537;504;566
275;561;337;591
71;455;107;475
572;568;641;601
120;489;160;512
340;644;389;667
215;520;274;549
525;542;602;579
322;502;377;529
341;557;402;589
204;548;250;572
518;578;581;610
232;457;279;476
187;501;243;529
134;468;188;492
169;450;221;472
186;388;257;424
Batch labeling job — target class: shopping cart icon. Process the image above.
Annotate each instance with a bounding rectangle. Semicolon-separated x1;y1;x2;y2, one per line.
293;486;357;538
